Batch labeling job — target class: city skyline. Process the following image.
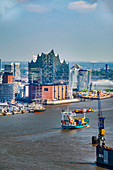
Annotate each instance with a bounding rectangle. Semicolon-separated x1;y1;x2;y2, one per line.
0;0;113;62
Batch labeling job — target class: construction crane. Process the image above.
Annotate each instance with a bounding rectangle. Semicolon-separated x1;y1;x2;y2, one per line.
97;91;105;147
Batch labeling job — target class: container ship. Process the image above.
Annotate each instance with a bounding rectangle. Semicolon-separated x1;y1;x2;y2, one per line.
96;91;113;167
61;110;89;129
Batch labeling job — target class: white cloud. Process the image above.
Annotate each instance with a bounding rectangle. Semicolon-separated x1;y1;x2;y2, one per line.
24;4;49;13
0;0;18;16
68;1;98;12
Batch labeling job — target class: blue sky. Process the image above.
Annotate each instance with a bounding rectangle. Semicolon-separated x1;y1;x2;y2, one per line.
0;0;113;62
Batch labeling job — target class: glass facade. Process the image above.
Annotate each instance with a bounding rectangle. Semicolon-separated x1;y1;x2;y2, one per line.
77;69;91;91
28;49;69;85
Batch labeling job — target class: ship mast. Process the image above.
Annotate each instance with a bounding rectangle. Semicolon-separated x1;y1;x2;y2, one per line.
97;91;105;147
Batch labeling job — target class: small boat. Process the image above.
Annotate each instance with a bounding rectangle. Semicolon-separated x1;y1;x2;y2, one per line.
33;104;46;113
26;103;46;113
61;110;89;129
86;107;93;112
72;107;93;114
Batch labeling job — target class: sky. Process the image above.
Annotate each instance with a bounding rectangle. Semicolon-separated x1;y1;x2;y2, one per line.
0;0;113;62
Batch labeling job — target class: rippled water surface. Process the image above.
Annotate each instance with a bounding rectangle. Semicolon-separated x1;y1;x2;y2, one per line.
0;98;113;170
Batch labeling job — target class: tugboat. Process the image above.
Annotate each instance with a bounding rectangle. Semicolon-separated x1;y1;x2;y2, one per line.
33;104;46;113
72;107;93;114
96;91;113;167
61;109;89;129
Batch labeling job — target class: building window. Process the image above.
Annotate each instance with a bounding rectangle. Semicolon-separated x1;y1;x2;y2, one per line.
44;88;48;91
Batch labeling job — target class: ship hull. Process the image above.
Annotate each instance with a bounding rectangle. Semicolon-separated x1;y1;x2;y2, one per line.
61;123;89;129
34;109;46;113
96;145;113;167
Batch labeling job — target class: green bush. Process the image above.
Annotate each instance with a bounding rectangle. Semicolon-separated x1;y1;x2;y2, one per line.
73;94;77;98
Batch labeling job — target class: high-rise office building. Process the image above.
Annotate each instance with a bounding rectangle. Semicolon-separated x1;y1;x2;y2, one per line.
5;63;14;73
2;72;14;83
13;63;21;80
0;71;15;101
69;65;91;97
77;69;91;91
4;62;21;80
69;64;81;98
105;64;109;73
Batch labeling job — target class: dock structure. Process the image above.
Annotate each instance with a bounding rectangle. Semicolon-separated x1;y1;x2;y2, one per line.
45;98;80;105
80;92;113;100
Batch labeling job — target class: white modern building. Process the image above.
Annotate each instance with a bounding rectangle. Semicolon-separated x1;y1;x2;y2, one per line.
92;80;113;91
77;69;91;91
69;64;80;98
69;64;91;98
14;63;21;80
16;83;29;98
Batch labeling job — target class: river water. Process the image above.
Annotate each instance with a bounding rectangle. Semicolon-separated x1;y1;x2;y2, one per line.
0;98;113;170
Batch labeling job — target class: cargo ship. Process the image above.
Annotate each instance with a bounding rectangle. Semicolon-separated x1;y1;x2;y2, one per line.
96;91;113;168
61;110;89;129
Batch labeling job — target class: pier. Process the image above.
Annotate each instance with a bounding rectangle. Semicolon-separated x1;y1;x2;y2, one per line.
45;98;80;105
79;92;113;100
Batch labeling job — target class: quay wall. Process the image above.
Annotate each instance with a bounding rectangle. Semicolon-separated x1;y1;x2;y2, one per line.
46;99;80;105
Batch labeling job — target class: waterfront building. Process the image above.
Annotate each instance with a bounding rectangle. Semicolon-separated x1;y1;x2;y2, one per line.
16;83;29;98
28;50;69;100
28;49;69;85
69;64;81;98
77;69;91;91
0;71;15;101
69;64;91;97
29;84;42;100
24;84;29;97
0;83;15;102
28;55;42;84
29;84;69;101
92;80;113;91
13;81;29;99
42;84;69;100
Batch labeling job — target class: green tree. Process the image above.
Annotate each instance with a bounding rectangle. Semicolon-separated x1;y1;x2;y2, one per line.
73;94;77;98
